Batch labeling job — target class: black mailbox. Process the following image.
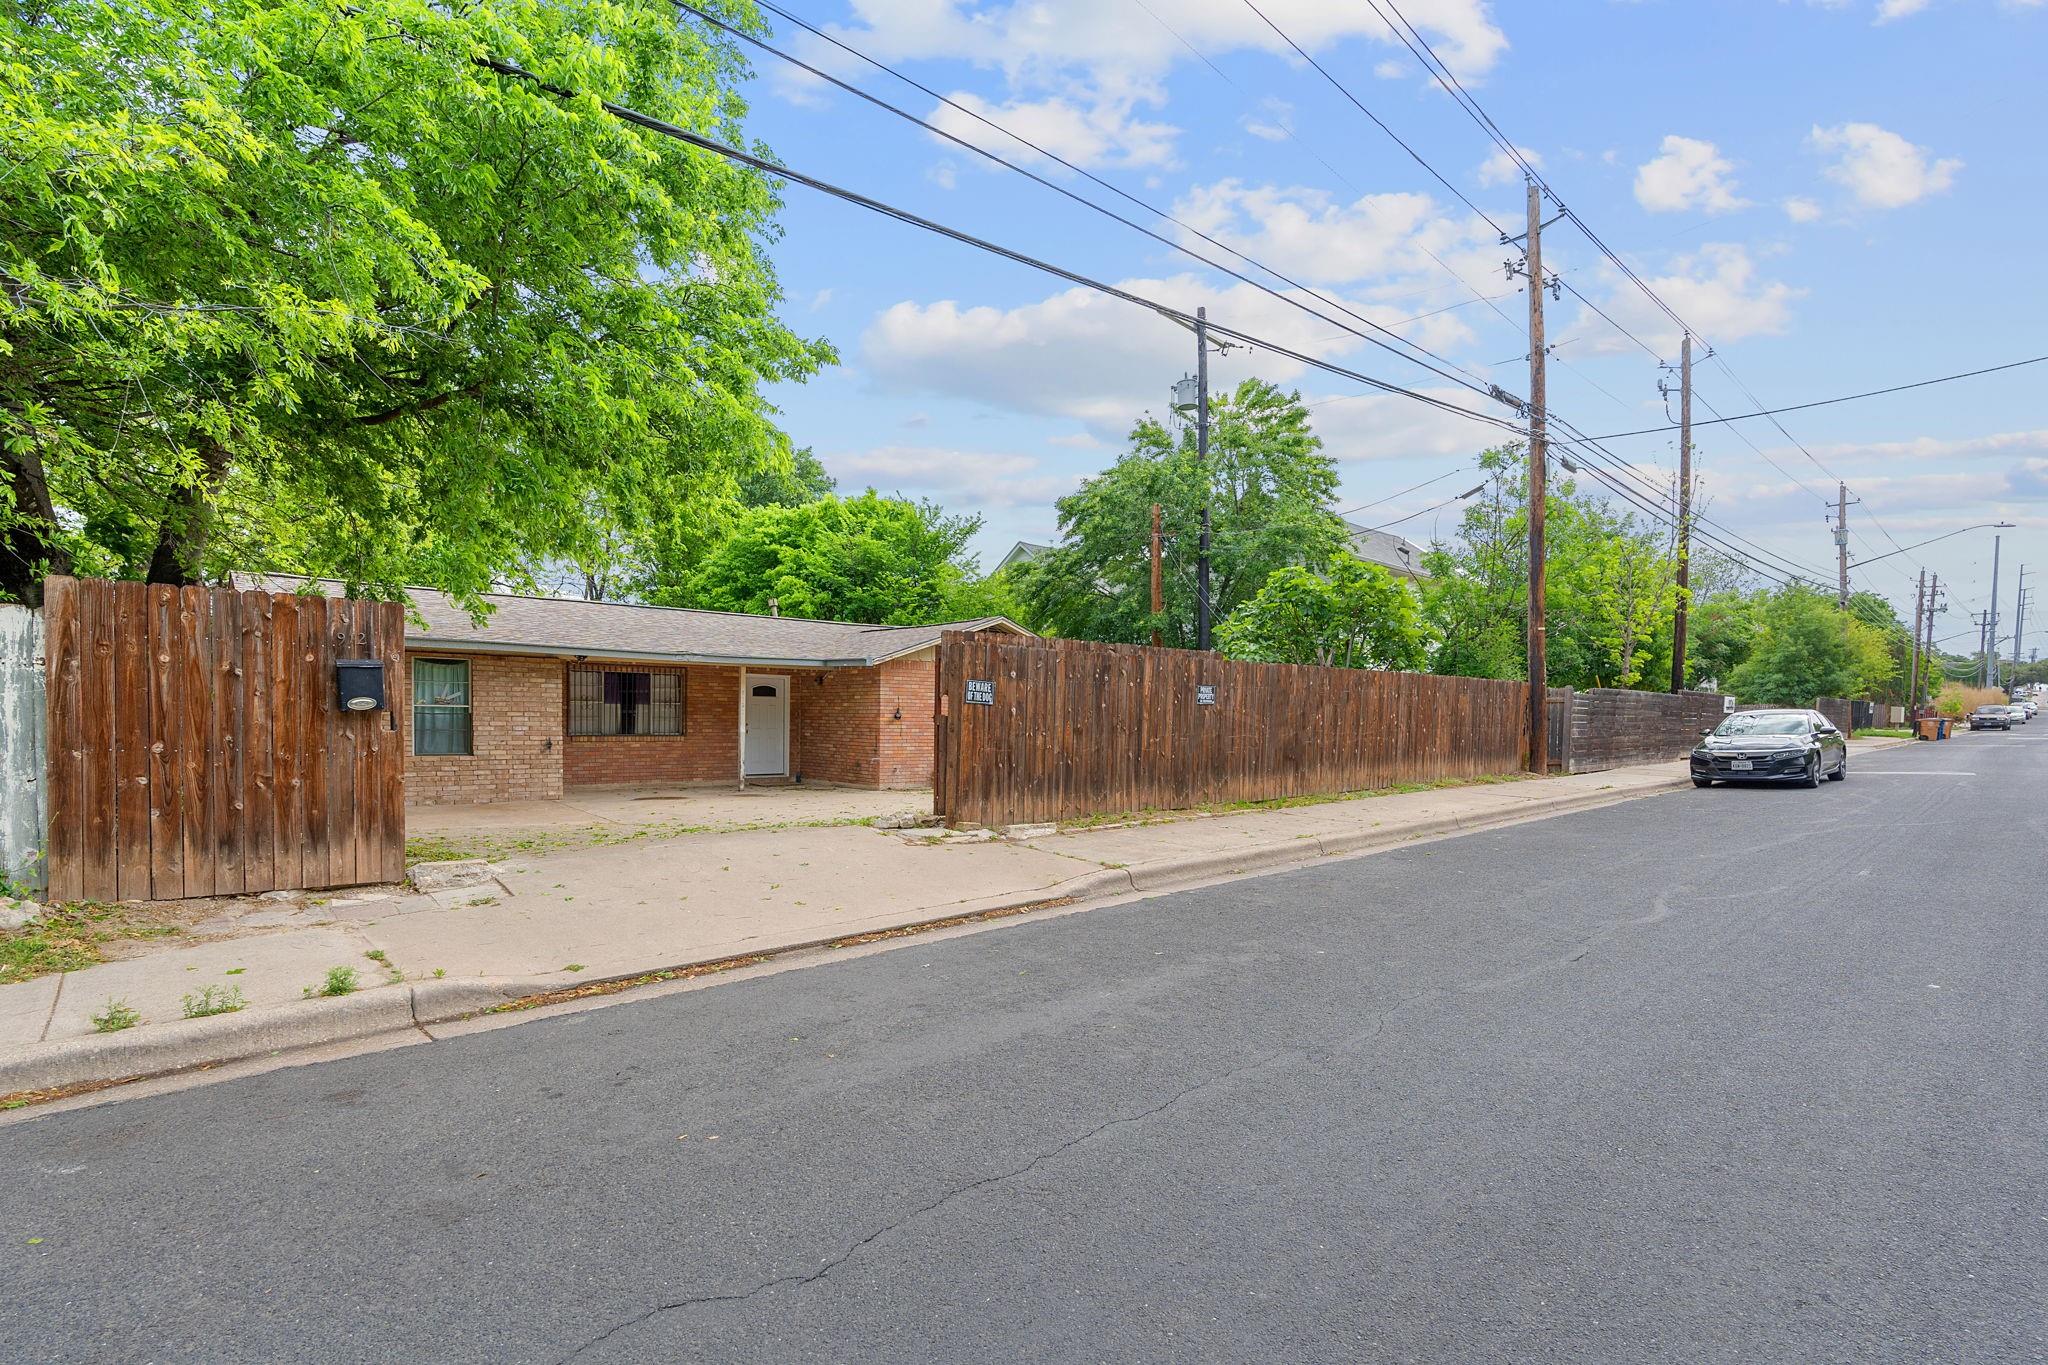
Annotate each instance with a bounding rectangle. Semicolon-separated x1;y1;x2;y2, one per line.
336;659;386;713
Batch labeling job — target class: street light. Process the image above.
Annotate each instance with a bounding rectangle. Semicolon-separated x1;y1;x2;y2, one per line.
1848;520;2014;569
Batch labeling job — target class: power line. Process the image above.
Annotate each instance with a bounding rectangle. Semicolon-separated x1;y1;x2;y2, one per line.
1337;467;1470;519
1584;354;2048;440
711;0;1516;407
1236;0;1505;236
473;55;1524;436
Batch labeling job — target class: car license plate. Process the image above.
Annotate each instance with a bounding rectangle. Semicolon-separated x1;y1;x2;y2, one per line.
1729;759;1754;771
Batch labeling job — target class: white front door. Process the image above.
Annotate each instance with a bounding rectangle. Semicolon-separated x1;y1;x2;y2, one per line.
743;674;790;777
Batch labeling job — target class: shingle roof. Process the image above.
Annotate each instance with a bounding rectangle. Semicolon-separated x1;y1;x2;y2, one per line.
1344;523;1428;580
237;576;1029;667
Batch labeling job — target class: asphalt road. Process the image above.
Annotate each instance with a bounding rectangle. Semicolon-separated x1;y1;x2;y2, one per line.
6;731;2045;1363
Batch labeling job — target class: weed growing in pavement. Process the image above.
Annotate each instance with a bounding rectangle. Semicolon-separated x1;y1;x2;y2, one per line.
0;900;185;985
364;949;402;984
182;985;246;1019
305;966;359;998
91;999;141;1033
562;963;586;973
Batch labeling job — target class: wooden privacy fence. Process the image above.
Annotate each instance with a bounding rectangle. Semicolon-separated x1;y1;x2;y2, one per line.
42;577;405;903
933;633;1530;828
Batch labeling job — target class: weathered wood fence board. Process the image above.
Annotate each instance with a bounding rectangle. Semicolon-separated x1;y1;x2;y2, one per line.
934;633;1531;827
42;577;404;903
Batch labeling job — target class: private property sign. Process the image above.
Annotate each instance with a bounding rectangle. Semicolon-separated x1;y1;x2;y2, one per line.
965;678;995;705
1196;684;1216;705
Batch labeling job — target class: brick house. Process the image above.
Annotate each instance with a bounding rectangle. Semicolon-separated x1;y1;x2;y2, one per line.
297;585;1028;806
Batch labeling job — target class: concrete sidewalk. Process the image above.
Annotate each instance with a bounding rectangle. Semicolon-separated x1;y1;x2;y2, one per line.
0;738;1910;1097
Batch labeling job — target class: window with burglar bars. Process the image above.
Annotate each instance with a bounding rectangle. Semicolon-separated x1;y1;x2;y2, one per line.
413;659;473;756
568;666;684;736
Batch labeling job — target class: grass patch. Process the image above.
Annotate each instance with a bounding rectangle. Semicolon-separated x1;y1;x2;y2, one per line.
91;999;141;1033
0;901;186;986
181;984;246;1019
1859;727;1914;739
305;966;359;998
404;814;880;866
1054;771;1539;831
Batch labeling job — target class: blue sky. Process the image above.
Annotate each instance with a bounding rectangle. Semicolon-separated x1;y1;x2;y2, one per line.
732;0;2045;658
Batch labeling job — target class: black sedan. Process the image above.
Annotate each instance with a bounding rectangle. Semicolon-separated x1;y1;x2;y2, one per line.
1691;709;1848;788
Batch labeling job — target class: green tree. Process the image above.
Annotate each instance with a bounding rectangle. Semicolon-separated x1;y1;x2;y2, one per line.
1011;379;1344;646
1686;591;1761;690
671;491;1000;625
1216;553;1430;670
1;0;831;607
1420;445;1679;689
1728;586;1870;704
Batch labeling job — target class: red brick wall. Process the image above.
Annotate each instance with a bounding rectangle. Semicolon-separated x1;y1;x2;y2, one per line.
796;667;880;786
877;653;936;788
564;665;745;787
401;651;941;800
403;652;564;806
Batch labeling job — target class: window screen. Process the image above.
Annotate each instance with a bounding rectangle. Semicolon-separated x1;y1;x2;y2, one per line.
413;659;472;756
568;668;683;736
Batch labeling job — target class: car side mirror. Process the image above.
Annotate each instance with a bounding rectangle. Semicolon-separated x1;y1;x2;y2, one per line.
1699;727;1714;737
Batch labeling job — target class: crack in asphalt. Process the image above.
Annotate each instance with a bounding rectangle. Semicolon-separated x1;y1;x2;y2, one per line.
554;1048;1289;1363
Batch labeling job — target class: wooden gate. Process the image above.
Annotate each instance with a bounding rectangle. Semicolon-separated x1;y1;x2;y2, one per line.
42;577;405;902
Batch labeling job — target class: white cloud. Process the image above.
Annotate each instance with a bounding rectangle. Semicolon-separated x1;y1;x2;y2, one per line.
1569;243;1803;355
927;161;958;190
1241;98;1294;143
860;271;1491;438
926;90;1179;170
1169;180;1499;308
809;287;835;310
824;445;1078;510
786;1;1507;165
1809;122;1961;208
1307;389;1495;465
1633;135;1750;213
1782;196;1824;223
1475;146;1543;188
1875;0;1932;19
1374;59;1409;79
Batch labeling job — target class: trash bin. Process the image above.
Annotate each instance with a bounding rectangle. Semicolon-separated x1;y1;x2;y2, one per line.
1916;716;1938;740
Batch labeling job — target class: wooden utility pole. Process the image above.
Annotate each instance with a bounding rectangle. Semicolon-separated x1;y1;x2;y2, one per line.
1986;533;2002;688
1150;503;1164;648
1670;331;1692;692
1925;572;1940;699
1835;482;1851;609
1525;181;1548;773
1908;568;1926;714
1196;306;1213;652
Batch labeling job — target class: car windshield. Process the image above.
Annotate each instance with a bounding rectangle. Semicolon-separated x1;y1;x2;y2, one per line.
1713;713;1808;736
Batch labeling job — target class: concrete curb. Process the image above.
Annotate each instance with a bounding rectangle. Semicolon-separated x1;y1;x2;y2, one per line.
0;759;1774;1103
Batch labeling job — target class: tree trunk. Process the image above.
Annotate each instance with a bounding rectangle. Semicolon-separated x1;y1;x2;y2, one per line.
0;440;71;606
145;436;229;585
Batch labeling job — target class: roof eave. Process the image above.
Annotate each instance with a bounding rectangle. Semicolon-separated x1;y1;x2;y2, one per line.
403;636;875;669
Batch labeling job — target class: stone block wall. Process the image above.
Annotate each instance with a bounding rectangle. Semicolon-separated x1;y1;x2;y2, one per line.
1567;688;1729;773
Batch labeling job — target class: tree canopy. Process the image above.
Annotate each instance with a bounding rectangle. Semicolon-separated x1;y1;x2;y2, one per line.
1;0;830;607
1726;585;1897;705
671;491;1007;626
1011;379;1344;646
1216;552;1430;671
1419;446;1682;690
